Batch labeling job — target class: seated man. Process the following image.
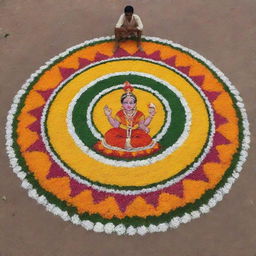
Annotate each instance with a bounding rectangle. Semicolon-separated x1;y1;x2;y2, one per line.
114;5;144;53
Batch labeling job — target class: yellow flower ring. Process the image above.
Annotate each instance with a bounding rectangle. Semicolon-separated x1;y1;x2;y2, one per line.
6;37;250;235
45;63;210;187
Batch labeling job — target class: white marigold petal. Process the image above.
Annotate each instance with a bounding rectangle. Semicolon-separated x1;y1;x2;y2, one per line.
232;172;240;179
169;217;181;228
191;211;200;219
60;211;70;222
214;193;223;202
104;223;115;234
148;224;158;233
158;223;169;232
17;172;26;180
21;180;32;190
126;226;137;236
71;214;80;225
46;203;55;212
82;220;94;230
28;189;38;199
114;224;126;235
181;213;192;223
37;195;47;205
93;222;104;232
14;166;22;173
208;198;217;208
200;205;210;214
137;226;148;236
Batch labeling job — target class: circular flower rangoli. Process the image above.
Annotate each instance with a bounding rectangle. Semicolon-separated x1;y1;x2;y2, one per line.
6;37;250;235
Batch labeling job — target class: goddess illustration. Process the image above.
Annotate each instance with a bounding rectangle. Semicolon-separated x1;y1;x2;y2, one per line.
94;82;160;158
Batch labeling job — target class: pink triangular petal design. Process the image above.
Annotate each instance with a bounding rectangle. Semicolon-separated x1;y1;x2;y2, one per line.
114;194;136;212
94;52;109;62
203;147;220;163
176;66;191;75
91;190;109;204
186;166;209;182
163;56;177;67
27;120;41;133
190;75;205;86
69;179;87;197
59;67;77;80
163;181;184;198
36;89;54;102
26;139;47;152
133;50;148;58
214;112;228;128
28;106;44;120
147;50;161;61
78;57;92;69
214;131;231;145
141;191;161;208
204;91;221;102
46;162;68;179
113;48;130;57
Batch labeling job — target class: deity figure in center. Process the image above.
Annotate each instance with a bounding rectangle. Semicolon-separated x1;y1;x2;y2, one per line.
94;81;160;158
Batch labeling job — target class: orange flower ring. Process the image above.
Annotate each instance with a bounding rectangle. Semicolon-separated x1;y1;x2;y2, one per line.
6;37;250;235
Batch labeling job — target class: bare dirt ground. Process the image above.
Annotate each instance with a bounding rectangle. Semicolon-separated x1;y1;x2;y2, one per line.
0;0;255;255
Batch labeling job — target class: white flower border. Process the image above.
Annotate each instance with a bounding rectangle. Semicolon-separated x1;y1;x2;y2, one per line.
40;58;215;194
5;36;250;235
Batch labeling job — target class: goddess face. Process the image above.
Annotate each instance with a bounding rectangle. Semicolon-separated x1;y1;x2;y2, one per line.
122;96;136;111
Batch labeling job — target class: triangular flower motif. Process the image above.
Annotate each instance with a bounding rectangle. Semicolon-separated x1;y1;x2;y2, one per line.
163;56;177;67
47;162;68;179
186;166;209;182
27;119;41;133
163;181;184;198
176;66;191;75
190;75;205;87
36;89;54;102
94;52;109;62
141;191;161;208
26;139;47;152
113;48;130;58
147;50;161;61
204;147;221;163
78;57;92;69
28;106;44;120
69;179;87;197
203;91;221;102
91;190;109;204
214;112;228;128
133;50;148;58
59;67;76;80
114;194;136;213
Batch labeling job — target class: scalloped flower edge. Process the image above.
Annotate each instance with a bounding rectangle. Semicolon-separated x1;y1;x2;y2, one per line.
5;35;250;235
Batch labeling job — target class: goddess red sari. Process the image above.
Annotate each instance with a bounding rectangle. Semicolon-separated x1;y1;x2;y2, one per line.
105;110;152;149
94;110;160;158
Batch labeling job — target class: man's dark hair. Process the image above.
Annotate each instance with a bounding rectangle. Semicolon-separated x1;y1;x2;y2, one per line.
124;5;134;13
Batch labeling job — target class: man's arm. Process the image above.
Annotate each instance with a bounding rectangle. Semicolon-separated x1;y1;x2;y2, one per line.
134;14;143;31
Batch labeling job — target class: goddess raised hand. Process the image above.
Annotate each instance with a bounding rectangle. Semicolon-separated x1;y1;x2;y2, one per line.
148;103;156;117
104;105;120;128
104;105;112;116
143;103;156;127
